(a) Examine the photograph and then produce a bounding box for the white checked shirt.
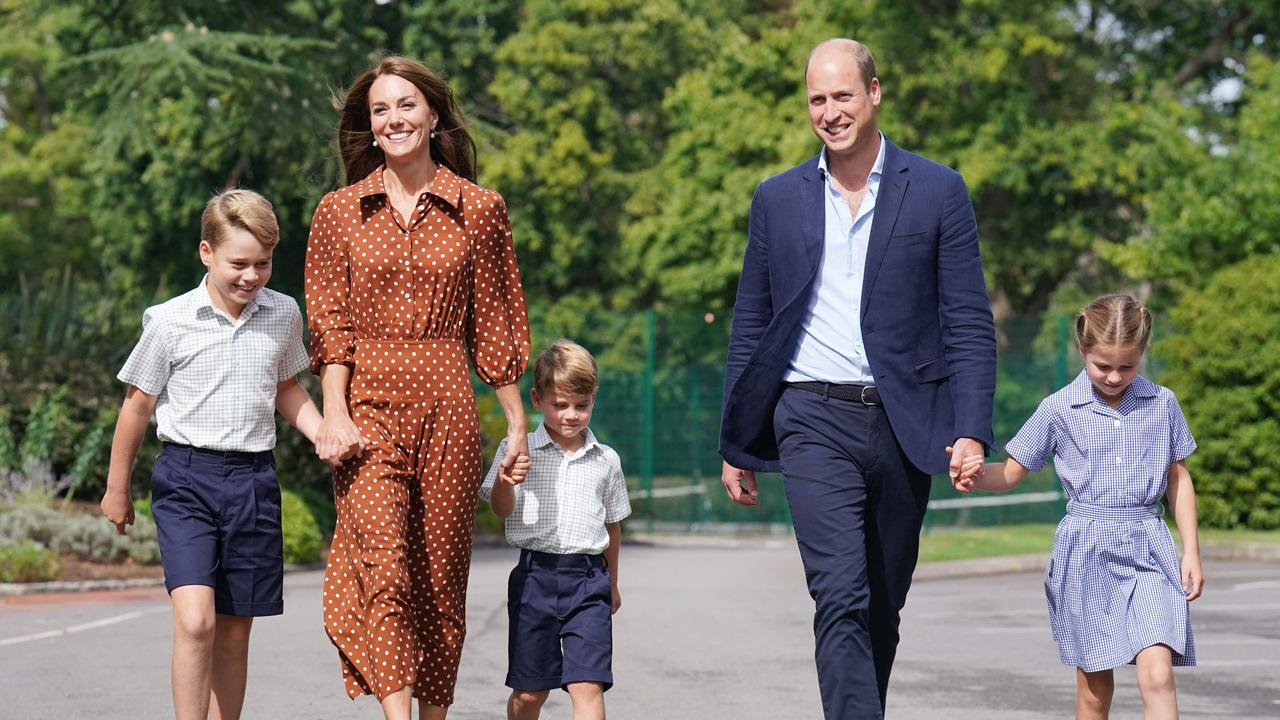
[118,277,310,452]
[480,424,632,555]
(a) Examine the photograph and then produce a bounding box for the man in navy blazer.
[719,39,996,718]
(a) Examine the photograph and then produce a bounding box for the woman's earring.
[430,128,437,140]
[372,138,378,147]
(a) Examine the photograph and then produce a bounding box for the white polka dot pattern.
[304,164,531,705]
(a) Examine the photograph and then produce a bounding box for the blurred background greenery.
[2,0,1279,576]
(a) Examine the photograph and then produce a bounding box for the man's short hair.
[533,339,598,397]
[806,38,878,91]
[201,188,280,250]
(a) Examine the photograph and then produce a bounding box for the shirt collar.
[193,275,273,322]
[355,164,465,210]
[1066,370,1159,408]
[531,423,599,456]
[817,131,886,192]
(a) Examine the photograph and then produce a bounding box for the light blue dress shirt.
[783,134,885,384]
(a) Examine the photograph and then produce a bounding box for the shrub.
[1159,252,1280,529]
[281,488,323,565]
[0,504,160,563]
[0,540,62,583]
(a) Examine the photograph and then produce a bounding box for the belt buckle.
[860,385,874,405]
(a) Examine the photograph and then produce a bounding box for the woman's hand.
[316,411,366,467]
[499,430,530,484]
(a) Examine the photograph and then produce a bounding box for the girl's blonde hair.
[533,339,598,397]
[201,189,280,249]
[1075,294,1152,352]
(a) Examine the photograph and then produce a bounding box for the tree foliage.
[1159,253,1280,529]
[1,0,1278,513]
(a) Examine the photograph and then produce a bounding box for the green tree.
[1159,253,1280,529]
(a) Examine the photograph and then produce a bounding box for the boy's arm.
[276,377,322,443]
[489,478,516,518]
[100,386,157,535]
[604,521,622,614]
[1167,460,1204,601]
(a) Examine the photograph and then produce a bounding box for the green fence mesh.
[479,309,1122,533]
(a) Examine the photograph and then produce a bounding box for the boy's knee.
[565,681,604,702]
[510,689,549,708]
[173,608,216,643]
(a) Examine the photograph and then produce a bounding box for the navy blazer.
[719,139,996,475]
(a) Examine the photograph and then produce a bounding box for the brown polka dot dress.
[304,164,530,705]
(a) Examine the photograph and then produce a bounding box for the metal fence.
[485,309,1103,533]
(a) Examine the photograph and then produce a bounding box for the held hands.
[1181,553,1205,602]
[100,490,135,536]
[499,431,530,485]
[946,442,985,493]
[315,412,367,467]
[721,460,759,506]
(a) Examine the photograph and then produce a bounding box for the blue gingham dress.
[1005,372,1197,672]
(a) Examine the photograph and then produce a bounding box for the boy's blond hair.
[1076,294,1152,352]
[533,339,598,397]
[201,189,280,250]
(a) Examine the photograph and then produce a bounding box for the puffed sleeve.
[1166,391,1197,462]
[304,191,356,374]
[1004,397,1058,473]
[466,191,530,386]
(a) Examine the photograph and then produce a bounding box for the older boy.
[480,339,631,720]
[99,189,323,720]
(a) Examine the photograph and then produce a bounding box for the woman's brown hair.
[1075,294,1153,353]
[335,55,477,184]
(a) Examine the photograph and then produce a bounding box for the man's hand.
[610,583,622,615]
[315,412,366,467]
[946,445,984,493]
[100,490,135,536]
[721,460,759,506]
[948,437,985,491]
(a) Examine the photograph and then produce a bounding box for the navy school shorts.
[150,443,284,616]
[506,548,614,692]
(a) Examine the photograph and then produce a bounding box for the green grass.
[1199,528,1280,544]
[919,523,1056,563]
[917,524,1280,564]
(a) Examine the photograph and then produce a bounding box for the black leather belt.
[786,381,881,405]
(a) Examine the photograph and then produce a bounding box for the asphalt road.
[2,542,1277,719]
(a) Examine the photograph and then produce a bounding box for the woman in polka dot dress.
[305,56,532,719]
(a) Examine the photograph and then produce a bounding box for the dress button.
[1115,456,1123,465]
[1113,419,1121,428]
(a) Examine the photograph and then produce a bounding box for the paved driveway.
[2,543,1276,718]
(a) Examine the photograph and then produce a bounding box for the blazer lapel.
[861,140,908,321]
[773,155,824,312]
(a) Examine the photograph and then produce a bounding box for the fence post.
[690,371,706,527]
[642,308,656,533]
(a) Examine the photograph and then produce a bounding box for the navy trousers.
[774,386,932,720]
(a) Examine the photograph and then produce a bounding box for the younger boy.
[480,339,632,720]
[99,189,322,720]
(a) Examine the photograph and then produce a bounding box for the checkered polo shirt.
[118,278,310,452]
[480,424,632,555]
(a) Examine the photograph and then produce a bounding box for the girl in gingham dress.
[951,294,1203,720]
